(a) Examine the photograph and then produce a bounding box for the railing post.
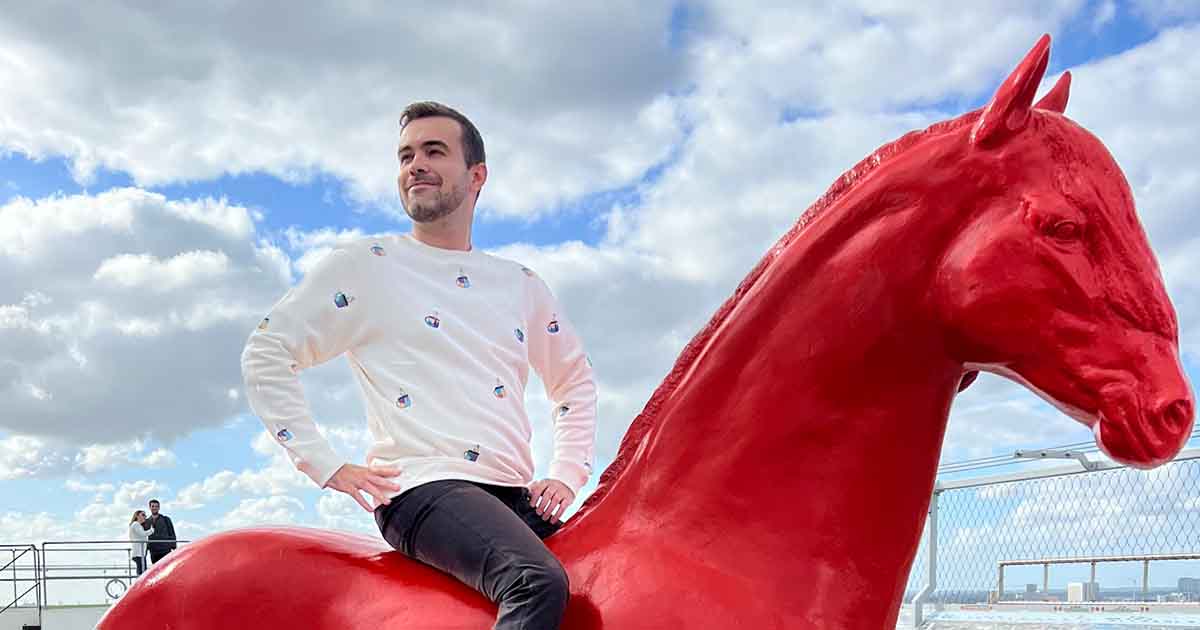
[40,542,46,608]
[998,564,1005,603]
[35,546,41,627]
[1142,560,1150,601]
[1043,562,1049,596]
[913,490,939,627]
[1090,561,1097,600]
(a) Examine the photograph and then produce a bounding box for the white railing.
[0,539,189,620]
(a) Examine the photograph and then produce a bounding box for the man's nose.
[408,153,430,172]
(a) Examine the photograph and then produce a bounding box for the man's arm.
[241,245,370,488]
[524,270,598,520]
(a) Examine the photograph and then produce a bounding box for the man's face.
[396,116,481,223]
[149,503,159,515]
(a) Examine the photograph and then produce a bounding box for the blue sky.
[3,1,1200,598]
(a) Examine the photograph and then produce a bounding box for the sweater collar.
[398,233,478,262]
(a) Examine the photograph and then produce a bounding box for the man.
[142,499,177,564]
[241,101,597,630]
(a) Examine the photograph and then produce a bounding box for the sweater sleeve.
[130,523,150,541]
[524,271,597,496]
[241,245,371,488]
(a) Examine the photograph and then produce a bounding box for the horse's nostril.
[1159,399,1194,438]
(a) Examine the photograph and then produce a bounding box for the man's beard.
[404,177,469,224]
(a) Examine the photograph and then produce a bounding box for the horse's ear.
[971,34,1052,147]
[1035,71,1071,113]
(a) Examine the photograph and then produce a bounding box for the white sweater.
[241,233,598,496]
[129,523,153,558]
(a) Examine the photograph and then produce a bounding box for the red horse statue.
[99,35,1194,629]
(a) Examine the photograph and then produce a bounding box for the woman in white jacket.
[128,510,153,576]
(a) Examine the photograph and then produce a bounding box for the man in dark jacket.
[142,499,177,564]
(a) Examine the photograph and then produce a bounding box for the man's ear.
[472,162,488,196]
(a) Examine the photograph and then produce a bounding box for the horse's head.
[933,35,1194,469]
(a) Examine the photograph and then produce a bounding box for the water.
[895,605,1200,629]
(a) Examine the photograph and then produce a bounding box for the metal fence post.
[998,564,1005,602]
[1090,560,1097,600]
[1142,559,1150,601]
[913,490,939,627]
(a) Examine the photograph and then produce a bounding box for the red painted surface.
[99,35,1194,629]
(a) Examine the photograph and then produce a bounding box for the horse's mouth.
[1094,388,1193,469]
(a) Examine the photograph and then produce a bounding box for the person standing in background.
[128,510,152,576]
[143,499,177,564]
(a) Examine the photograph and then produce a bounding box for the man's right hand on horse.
[325,464,403,512]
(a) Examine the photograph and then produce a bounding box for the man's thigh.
[376,480,562,597]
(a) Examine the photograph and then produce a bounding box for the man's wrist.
[547,460,588,496]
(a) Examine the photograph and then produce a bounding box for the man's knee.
[503,555,569,606]
[536,558,570,604]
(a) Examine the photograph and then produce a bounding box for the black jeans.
[375,480,567,630]
[133,556,145,576]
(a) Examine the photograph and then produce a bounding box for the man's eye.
[399,155,411,164]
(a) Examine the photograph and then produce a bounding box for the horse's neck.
[571,166,967,591]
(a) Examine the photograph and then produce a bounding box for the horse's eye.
[1050,220,1081,241]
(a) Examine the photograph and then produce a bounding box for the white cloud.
[315,492,379,536]
[1092,0,1117,31]
[77,480,167,533]
[0,480,172,550]
[93,250,232,291]
[0,434,176,479]
[942,375,1097,462]
[0,189,310,443]
[210,496,305,531]
[173,470,238,510]
[1133,0,1200,26]
[0,511,68,543]
[64,479,115,493]
[74,440,178,474]
[0,434,72,479]
[172,428,363,510]
[141,448,178,468]
[0,3,687,218]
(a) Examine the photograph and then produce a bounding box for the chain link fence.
[904,452,1200,610]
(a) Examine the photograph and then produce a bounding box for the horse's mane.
[575,107,985,516]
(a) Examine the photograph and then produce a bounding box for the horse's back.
[96,526,497,629]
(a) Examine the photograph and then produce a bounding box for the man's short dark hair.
[399,101,486,167]
[149,499,160,506]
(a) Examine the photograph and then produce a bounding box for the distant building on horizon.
[1180,577,1199,601]
[1067,581,1100,602]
